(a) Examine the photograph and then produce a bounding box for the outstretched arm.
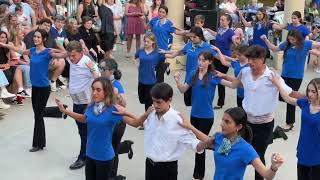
[55,99,86,123]
[251,153,284,180]
[260,35,280,52]
[270,73,298,106]
[113,105,154,128]
[174,71,190,93]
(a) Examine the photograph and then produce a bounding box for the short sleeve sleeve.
[212,76,222,85]
[231,60,237,69]
[278,42,287,51]
[297,98,308,109]
[181,43,190,55]
[111,105,123,123]
[134,49,140,59]
[149,17,156,27]
[305,40,313,51]
[279,76,293,94]
[211,48,217,57]
[268,22,274,29]
[242,143,259,165]
[228,29,235,40]
[186,71,195,85]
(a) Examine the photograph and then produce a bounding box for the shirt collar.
[52,24,63,34]
[155,107,173,121]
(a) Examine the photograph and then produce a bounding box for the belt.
[146,158,177,167]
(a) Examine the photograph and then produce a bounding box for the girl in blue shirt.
[262,29,320,131]
[273,11,312,39]
[133,32,165,112]
[181,107,284,180]
[214,44,249,108]
[240,8,275,53]
[174,50,235,180]
[272,76,320,180]
[0,29,66,152]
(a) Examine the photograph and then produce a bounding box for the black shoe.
[115,175,126,180]
[69,159,85,170]
[165,62,170,75]
[282,124,294,132]
[123,140,134,159]
[138,126,144,130]
[273,126,288,141]
[214,105,223,110]
[29,147,43,152]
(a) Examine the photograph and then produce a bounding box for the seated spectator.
[29,0,47,22]
[15,4,31,27]
[0,70,16,109]
[0,12,19,36]
[9,0,36,29]
[43,0,57,19]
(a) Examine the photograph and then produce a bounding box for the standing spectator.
[55,0,67,17]
[125,0,145,57]
[148,0,164,20]
[9,0,37,29]
[42,0,57,19]
[15,4,31,27]
[29,0,47,21]
[77,0,99,24]
[65,18,88,53]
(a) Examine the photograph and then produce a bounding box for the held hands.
[97,46,105,54]
[113,104,129,115]
[159,49,166,54]
[211,45,222,54]
[145,105,155,116]
[214,70,225,78]
[270,153,284,171]
[260,35,268,41]
[178,113,192,129]
[86,61,95,71]
[270,72,281,87]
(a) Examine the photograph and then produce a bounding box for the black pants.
[280,77,302,125]
[111,121,126,178]
[298,163,320,180]
[138,82,155,111]
[31,86,51,148]
[248,120,274,180]
[73,104,88,160]
[191,116,214,179]
[145,158,178,180]
[85,156,114,180]
[237,96,243,108]
[155,60,167,83]
[215,60,229,106]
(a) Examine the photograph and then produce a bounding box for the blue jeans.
[120,16,127,41]
[20,64,31,87]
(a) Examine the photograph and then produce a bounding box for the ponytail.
[113,69,122,80]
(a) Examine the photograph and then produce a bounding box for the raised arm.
[312,40,320,49]
[174,71,190,93]
[260,35,280,52]
[0,42,30,56]
[239,11,252,27]
[272,22,287,31]
[219,71,242,89]
[212,45,232,67]
[271,73,298,106]
[251,153,284,180]
[113,105,154,128]
[159,49,183,58]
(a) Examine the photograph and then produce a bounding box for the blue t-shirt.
[213,133,259,180]
[149,17,176,50]
[112,80,124,94]
[252,21,273,49]
[279,40,312,79]
[135,48,165,85]
[85,104,123,161]
[182,41,217,80]
[231,60,249,98]
[215,28,234,56]
[186,71,221,118]
[29,47,52,87]
[296,98,320,166]
[287,23,311,39]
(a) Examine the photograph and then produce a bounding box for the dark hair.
[92,77,115,107]
[306,78,320,102]
[225,107,253,143]
[38,18,52,26]
[255,7,269,27]
[0,31,9,54]
[220,13,232,27]
[189,26,205,42]
[54,15,66,21]
[150,82,173,102]
[191,50,215,86]
[99,58,122,80]
[158,4,168,14]
[233,44,249,54]
[244,45,266,63]
[292,11,303,23]
[82,16,93,24]
[34,29,48,46]
[283,29,304,60]
[66,41,83,52]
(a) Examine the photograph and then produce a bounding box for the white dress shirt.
[144,107,202,162]
[241,66,292,124]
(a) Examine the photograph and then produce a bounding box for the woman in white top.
[105,0,124,46]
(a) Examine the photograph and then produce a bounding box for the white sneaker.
[315,67,320,73]
[1,88,16,99]
[113,45,117,52]
[50,81,57,92]
[0,99,10,109]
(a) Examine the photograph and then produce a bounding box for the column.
[166,0,186,71]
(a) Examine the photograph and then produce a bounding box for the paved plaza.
[0,43,318,180]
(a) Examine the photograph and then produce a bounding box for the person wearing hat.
[99,58,134,180]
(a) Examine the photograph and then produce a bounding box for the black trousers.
[31,86,51,148]
[138,82,155,111]
[215,60,229,106]
[85,156,114,180]
[155,60,167,83]
[237,96,244,108]
[298,163,320,180]
[191,116,214,179]
[280,77,302,125]
[111,121,126,178]
[145,158,178,180]
[73,104,88,160]
[248,120,274,180]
